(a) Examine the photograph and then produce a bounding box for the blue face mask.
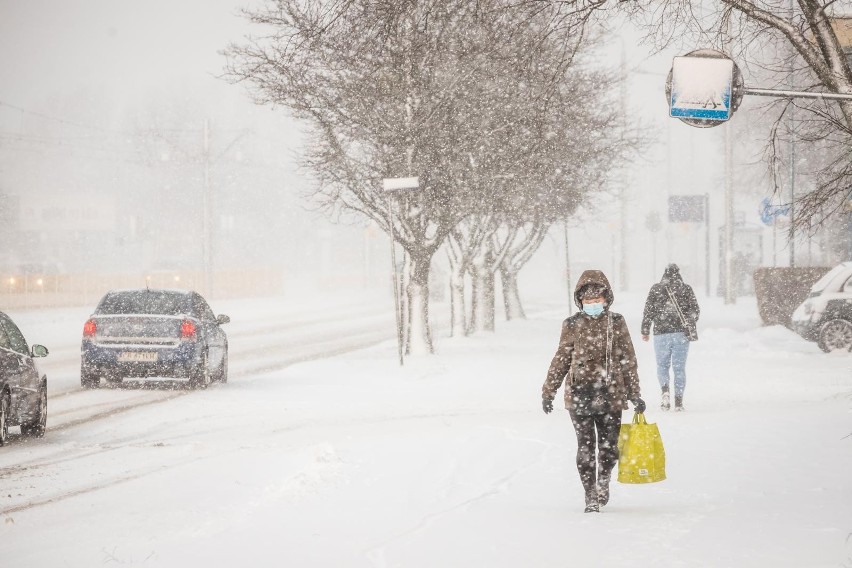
[582,302,605,317]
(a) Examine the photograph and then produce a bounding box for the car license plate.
[117,352,158,363]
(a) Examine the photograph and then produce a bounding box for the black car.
[81,289,229,389]
[0,310,49,446]
[791,261,852,352]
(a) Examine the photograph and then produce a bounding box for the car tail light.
[83,319,97,338]
[180,320,197,340]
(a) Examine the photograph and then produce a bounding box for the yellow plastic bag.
[617,412,666,484]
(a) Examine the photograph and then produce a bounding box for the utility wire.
[0,99,129,135]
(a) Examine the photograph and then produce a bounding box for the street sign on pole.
[759,197,791,226]
[382,176,421,366]
[668,195,706,223]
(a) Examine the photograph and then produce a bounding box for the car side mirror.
[31,344,48,358]
[216,314,230,325]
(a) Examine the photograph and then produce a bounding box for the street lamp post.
[563,220,572,315]
[202,119,212,297]
[382,176,420,366]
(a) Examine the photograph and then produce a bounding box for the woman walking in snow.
[641,263,700,411]
[541,270,645,513]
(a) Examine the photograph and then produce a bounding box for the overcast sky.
[0,0,262,115]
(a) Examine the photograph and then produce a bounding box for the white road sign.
[382,177,420,191]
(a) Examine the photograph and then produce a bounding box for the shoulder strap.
[605,312,613,384]
[665,286,689,327]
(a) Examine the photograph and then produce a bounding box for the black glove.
[632,398,646,413]
[542,399,553,414]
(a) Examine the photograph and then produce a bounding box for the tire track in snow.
[0,458,200,516]
[0,327,396,515]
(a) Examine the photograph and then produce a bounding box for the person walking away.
[541,270,645,513]
[641,263,700,411]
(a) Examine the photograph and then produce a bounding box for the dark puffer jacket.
[542,270,641,413]
[641,265,700,336]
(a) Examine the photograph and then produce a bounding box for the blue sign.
[759,197,791,226]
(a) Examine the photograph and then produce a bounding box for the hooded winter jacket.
[542,270,641,413]
[641,265,700,336]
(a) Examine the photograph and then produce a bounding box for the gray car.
[81,289,229,389]
[0,311,49,446]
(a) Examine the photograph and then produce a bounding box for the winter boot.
[596,470,611,507]
[584,489,600,513]
[674,395,684,412]
[661,390,671,411]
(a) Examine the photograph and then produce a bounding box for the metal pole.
[619,41,629,292]
[789,104,796,267]
[386,195,404,366]
[202,119,212,297]
[787,0,796,269]
[564,220,572,314]
[724,121,735,304]
[773,219,777,266]
[722,27,736,304]
[742,87,852,101]
[704,193,711,297]
[652,231,657,284]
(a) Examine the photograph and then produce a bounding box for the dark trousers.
[568,410,622,493]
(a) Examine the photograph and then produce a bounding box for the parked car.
[791,261,852,352]
[0,310,48,445]
[81,289,229,389]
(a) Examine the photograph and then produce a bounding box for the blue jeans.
[653,332,690,398]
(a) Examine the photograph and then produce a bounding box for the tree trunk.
[498,222,549,321]
[446,245,468,338]
[500,266,525,320]
[469,246,496,333]
[404,251,434,355]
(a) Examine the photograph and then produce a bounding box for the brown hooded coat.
[542,270,641,412]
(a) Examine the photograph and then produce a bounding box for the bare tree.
[225,0,605,353]
[446,216,492,337]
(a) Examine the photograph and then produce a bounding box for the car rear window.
[96,291,190,316]
[809,263,850,296]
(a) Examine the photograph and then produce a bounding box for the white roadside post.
[382,176,420,366]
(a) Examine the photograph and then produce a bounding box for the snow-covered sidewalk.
[1,296,850,567]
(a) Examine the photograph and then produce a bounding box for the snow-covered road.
[0,293,850,568]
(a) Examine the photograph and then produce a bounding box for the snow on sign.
[670,55,734,121]
[382,177,420,191]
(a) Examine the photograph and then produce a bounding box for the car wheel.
[189,351,210,389]
[214,350,228,384]
[818,319,852,353]
[81,365,101,389]
[20,382,47,438]
[0,391,9,446]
